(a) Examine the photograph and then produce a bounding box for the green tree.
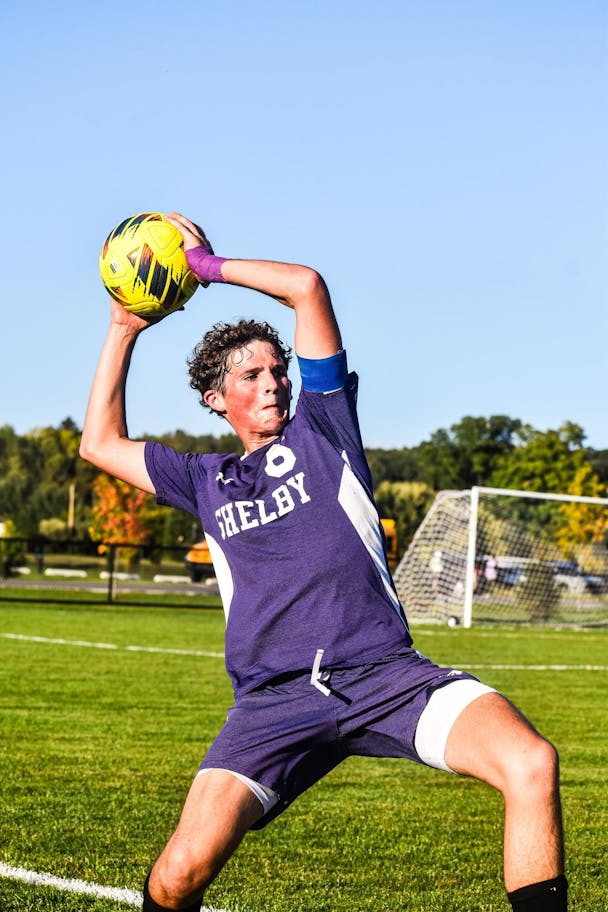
[152,429,243,456]
[365,448,421,485]
[554,465,608,567]
[588,448,608,486]
[489,422,607,552]
[490,422,597,494]
[39,518,69,540]
[0,518,26,575]
[0,425,20,475]
[374,480,436,557]
[0,475,31,533]
[414,415,522,490]
[0,420,95,537]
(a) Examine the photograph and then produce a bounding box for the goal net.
[392,486,608,627]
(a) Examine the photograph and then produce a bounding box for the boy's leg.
[444,692,565,899]
[146,769,265,910]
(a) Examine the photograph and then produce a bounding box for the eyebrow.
[233,358,286,377]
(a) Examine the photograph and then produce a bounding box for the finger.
[167,211,198,232]
[167,212,213,250]
[165,216,202,249]
[108,296,167,328]
[165,213,197,237]
[165,215,213,254]
[167,212,204,240]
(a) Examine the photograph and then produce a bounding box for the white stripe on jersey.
[204,531,234,622]
[337,452,403,617]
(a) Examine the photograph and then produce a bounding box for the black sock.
[508,875,568,912]
[142,872,202,912]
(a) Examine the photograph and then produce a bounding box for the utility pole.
[67,483,75,533]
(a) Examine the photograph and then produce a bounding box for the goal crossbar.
[473,486,608,507]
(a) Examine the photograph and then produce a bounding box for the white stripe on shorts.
[196,767,279,815]
[414,679,496,773]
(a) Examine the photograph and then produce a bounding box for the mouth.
[260,403,289,424]
[263,402,287,412]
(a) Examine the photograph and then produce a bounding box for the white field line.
[0,862,142,907]
[0,632,224,658]
[462,663,608,671]
[2,632,607,671]
[0,862,232,910]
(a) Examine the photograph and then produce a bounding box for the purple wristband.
[186,247,228,283]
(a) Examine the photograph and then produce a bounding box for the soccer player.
[80,213,567,912]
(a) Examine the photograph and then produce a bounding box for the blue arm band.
[297,350,348,392]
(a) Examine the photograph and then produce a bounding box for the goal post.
[392,486,608,628]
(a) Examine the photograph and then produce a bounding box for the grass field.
[0,599,606,911]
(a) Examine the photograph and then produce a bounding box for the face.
[204,340,291,447]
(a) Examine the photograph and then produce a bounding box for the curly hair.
[188,319,293,415]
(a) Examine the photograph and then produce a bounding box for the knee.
[152,843,214,907]
[501,734,560,802]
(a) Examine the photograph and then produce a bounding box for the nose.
[264,371,281,394]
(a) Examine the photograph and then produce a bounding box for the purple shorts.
[199,648,492,828]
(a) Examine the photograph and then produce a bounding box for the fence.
[0,537,220,607]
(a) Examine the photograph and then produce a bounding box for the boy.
[80,213,566,912]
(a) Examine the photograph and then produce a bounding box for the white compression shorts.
[196,767,279,815]
[414,678,497,772]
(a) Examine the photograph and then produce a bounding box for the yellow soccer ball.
[99,212,199,317]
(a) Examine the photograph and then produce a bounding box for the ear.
[203,389,227,415]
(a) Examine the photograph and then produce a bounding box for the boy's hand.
[166,212,214,253]
[108,296,166,331]
[166,212,227,286]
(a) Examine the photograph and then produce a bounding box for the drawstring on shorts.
[310,648,332,696]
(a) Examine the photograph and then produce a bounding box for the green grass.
[0,585,223,609]
[0,601,606,911]
[470,589,608,626]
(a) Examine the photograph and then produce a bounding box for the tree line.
[0,415,606,560]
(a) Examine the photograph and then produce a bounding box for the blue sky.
[1,0,606,450]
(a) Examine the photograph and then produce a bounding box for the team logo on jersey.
[214,471,311,540]
[213,444,313,541]
[264,443,296,478]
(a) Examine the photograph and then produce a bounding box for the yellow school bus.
[184,539,214,582]
[381,518,398,570]
[186,517,398,581]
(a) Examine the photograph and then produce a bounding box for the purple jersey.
[145,371,412,696]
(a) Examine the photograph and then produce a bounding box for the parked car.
[494,557,531,588]
[580,572,608,594]
[487,557,608,594]
[499,567,527,588]
[549,560,590,594]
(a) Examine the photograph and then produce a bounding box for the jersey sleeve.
[294,369,373,491]
[297,350,348,392]
[144,441,202,517]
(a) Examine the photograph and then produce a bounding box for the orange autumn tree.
[89,473,153,569]
[556,465,608,571]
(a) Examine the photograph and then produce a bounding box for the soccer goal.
[392,486,608,628]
